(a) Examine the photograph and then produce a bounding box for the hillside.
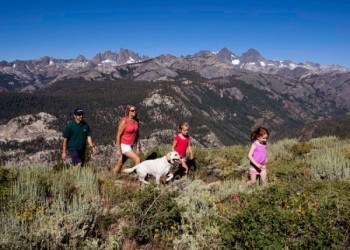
[0,76,302,153]
[1,136,349,249]
[286,114,350,141]
[2,69,350,165]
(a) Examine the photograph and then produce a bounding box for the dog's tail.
[122,165,138,174]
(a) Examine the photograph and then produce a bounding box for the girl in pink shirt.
[246,127,269,187]
[171,122,194,175]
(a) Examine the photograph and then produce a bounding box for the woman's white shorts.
[121,144,134,154]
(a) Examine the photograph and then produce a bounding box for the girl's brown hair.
[250,127,269,142]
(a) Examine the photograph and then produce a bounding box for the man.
[62,108,97,167]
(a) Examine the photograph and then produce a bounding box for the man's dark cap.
[74,108,84,115]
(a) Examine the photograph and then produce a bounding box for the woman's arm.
[116,120,127,155]
[135,127,141,154]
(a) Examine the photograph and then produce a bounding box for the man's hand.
[92,147,97,155]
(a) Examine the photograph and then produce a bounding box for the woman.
[114,104,141,175]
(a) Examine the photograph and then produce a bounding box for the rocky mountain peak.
[192,50,216,58]
[33,56,56,67]
[75,55,87,62]
[217,47,239,64]
[91,50,118,65]
[0,60,10,67]
[154,54,178,65]
[10,60,32,73]
[117,48,145,65]
[240,48,266,64]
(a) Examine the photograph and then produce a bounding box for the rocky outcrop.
[0,113,61,165]
[0,112,61,143]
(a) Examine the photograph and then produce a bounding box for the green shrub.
[268,138,298,161]
[219,181,350,249]
[173,180,228,249]
[119,185,183,247]
[290,142,312,156]
[190,145,248,182]
[308,142,350,180]
[0,165,102,249]
[0,166,19,204]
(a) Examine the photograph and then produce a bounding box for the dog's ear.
[166,152,171,160]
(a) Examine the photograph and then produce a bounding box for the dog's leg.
[166,173,173,182]
[155,175,162,185]
[138,175,149,185]
[137,170,149,185]
[140,178,150,185]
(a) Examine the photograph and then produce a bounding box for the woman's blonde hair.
[125,104,137,117]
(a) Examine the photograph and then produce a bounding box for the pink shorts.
[249,166,266,175]
[179,157,187,163]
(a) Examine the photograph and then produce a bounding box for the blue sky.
[1,0,349,67]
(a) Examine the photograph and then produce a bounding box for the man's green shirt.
[63,120,92,151]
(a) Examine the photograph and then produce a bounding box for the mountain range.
[1,47,348,92]
[1,47,350,165]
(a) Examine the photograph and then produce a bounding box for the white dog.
[122,151,181,185]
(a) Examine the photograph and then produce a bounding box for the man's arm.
[87,136,97,155]
[62,138,68,160]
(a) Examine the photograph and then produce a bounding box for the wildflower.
[232,193,241,206]
[303,171,309,177]
[232,193,239,201]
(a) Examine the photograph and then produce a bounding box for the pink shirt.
[121,117,139,145]
[251,140,267,165]
[174,134,190,157]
